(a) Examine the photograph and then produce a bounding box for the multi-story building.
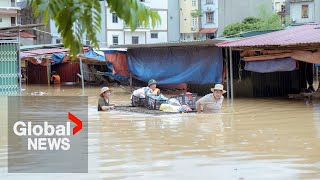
[168,0,180,42]
[179,0,200,41]
[289,0,320,24]
[105,0,169,46]
[199,0,218,39]
[0,0,20,28]
[273,0,286,12]
[180,0,274,39]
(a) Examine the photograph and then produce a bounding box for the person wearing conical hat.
[196,84,227,113]
[98,87,114,111]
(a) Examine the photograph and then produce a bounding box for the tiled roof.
[217,23,320,47]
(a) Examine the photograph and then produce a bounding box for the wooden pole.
[80,57,85,96]
[225,48,229,99]
[229,47,234,101]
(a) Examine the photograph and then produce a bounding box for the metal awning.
[199,28,218,34]
[110,39,223,49]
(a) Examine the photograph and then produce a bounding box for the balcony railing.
[124,24,150,30]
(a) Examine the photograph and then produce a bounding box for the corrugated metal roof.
[199,28,218,34]
[110,39,223,49]
[217,23,320,48]
[0,31,36,38]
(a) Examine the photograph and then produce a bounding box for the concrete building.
[105,0,169,46]
[168,0,180,42]
[179,0,201,41]
[217,0,273,36]
[289,0,320,24]
[0,0,20,28]
[273,0,286,12]
[199,0,218,39]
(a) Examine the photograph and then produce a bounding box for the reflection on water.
[0,85,320,179]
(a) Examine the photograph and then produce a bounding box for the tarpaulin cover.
[127,46,223,84]
[244,58,296,73]
[105,52,129,77]
[52,53,65,65]
[83,49,106,62]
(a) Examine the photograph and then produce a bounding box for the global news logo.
[12,112,82,151]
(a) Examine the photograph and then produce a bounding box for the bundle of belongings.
[160,98,193,113]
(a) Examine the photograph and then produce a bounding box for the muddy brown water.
[0,85,320,179]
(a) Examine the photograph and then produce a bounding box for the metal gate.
[0,42,19,95]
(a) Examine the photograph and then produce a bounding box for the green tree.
[223,3,282,37]
[29,0,161,57]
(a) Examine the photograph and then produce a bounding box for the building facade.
[289,0,320,24]
[105,0,169,46]
[179,0,200,41]
[168,0,180,42]
[0,0,19,28]
[273,0,286,12]
[199,0,218,39]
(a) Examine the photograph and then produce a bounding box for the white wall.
[107,31,124,45]
[106,8,124,30]
[149,0,168,9]
[96,1,106,46]
[200,0,218,29]
[146,31,167,43]
[290,2,315,24]
[124,31,146,44]
[0,16,12,28]
[0,0,11,7]
[152,10,168,30]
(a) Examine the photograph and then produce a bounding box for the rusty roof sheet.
[217,23,320,48]
[199,28,218,34]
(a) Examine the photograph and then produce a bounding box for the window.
[301,5,309,18]
[56,39,61,44]
[151,33,158,39]
[206,12,214,23]
[11,17,16,26]
[140,0,145,2]
[11,0,15,7]
[206,0,213,4]
[192,17,197,27]
[112,36,119,45]
[0,18,2,23]
[112,13,118,23]
[192,0,196,6]
[85,34,90,45]
[132,36,139,44]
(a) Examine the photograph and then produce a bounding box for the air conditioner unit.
[207,7,211,11]
[191,27,196,31]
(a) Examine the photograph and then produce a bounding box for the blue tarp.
[127,47,223,84]
[83,49,105,61]
[102,50,127,54]
[52,54,65,65]
[244,58,296,73]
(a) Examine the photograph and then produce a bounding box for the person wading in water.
[98,87,114,111]
[196,84,226,113]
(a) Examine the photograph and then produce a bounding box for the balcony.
[124,24,150,32]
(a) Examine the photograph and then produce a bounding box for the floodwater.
[1,85,320,179]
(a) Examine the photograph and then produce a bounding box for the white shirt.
[197,93,224,112]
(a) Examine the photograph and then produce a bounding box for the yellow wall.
[180,0,199,33]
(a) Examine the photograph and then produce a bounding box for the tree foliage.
[223,3,282,37]
[29,0,161,58]
[191,10,203,17]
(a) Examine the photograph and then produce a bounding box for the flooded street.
[1,85,320,179]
